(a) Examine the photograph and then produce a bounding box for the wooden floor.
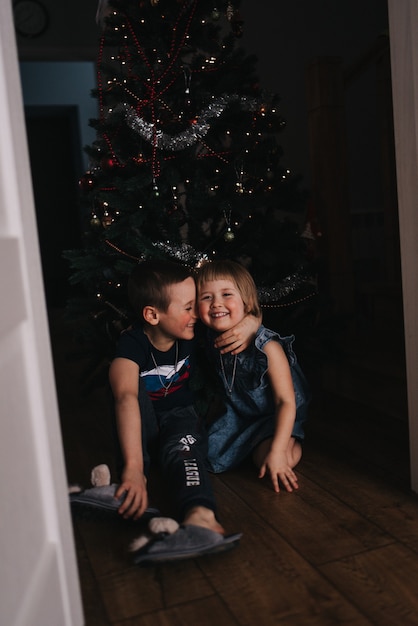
[49,309,418,626]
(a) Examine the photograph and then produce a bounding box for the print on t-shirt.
[141,356,190,400]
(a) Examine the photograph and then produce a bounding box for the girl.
[196,260,310,493]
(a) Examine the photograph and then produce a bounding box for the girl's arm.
[214,312,262,355]
[259,341,298,493]
[108,357,148,519]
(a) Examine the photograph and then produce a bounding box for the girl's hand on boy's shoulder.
[215,314,261,354]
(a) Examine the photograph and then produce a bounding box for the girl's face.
[198,278,246,332]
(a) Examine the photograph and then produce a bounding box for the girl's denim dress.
[206,325,310,473]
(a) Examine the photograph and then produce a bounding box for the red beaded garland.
[94,2,257,184]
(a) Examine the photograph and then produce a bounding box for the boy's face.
[157,277,198,340]
[198,278,245,332]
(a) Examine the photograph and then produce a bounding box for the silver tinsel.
[257,272,316,304]
[152,241,210,266]
[116,94,259,151]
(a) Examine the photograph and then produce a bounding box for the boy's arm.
[214,312,262,354]
[108,357,148,520]
[259,341,298,493]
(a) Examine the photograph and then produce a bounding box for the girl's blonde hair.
[196,259,261,317]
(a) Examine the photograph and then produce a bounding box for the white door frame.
[0,2,83,624]
[388,0,418,492]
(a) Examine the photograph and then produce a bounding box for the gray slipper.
[69,483,159,520]
[131,524,242,565]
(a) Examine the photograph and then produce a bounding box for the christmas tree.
[65,0,314,366]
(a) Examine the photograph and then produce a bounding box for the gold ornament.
[102,212,113,228]
[224,227,235,242]
[90,215,101,229]
[150,0,159,5]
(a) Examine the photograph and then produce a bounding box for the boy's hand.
[215,314,261,354]
[115,468,148,520]
[259,450,298,493]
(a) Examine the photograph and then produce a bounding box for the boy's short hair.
[128,259,192,321]
[196,259,261,317]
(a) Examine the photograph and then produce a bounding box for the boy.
[109,259,258,551]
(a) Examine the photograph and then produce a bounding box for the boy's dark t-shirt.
[115,324,195,413]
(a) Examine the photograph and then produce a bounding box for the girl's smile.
[198,279,246,331]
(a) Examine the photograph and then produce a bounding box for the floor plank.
[213,461,392,566]
[301,447,418,553]
[113,595,240,626]
[199,477,371,626]
[319,543,418,625]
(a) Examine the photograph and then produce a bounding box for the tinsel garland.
[152,241,316,304]
[256,273,316,304]
[116,94,259,151]
[152,241,210,266]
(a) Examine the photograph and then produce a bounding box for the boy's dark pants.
[120,383,217,520]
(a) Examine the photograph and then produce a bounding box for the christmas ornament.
[222,208,235,241]
[100,156,118,170]
[95,0,111,29]
[301,197,322,239]
[165,202,187,227]
[79,172,95,192]
[235,160,245,194]
[212,8,220,20]
[231,10,244,37]
[152,181,160,197]
[301,222,315,241]
[102,212,113,228]
[90,215,101,229]
[183,66,193,111]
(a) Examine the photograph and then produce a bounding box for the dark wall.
[240,0,389,185]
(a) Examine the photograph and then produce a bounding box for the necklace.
[150,341,179,397]
[219,352,237,395]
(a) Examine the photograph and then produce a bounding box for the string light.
[261,293,316,309]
